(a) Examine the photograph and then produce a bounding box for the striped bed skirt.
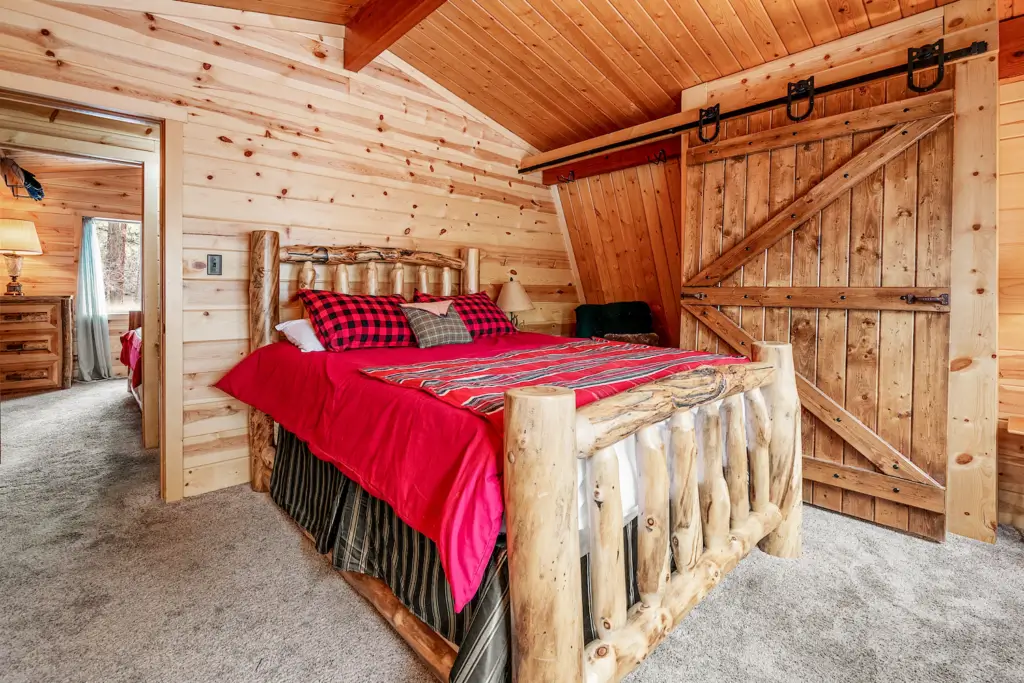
[271,428,641,683]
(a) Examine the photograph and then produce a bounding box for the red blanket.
[361,339,743,427]
[119,328,143,389]
[216,334,744,611]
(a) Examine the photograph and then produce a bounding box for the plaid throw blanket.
[360,339,745,421]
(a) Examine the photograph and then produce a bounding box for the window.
[91,218,142,313]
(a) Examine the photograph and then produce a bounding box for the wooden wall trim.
[946,56,1000,542]
[142,159,160,449]
[161,119,185,502]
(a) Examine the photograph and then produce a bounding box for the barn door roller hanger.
[521,39,987,172]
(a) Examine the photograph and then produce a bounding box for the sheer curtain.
[76,218,113,381]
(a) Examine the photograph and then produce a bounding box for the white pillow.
[276,319,326,352]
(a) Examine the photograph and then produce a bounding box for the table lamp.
[0,219,42,296]
[497,278,533,328]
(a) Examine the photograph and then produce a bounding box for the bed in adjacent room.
[218,231,802,683]
[119,310,143,409]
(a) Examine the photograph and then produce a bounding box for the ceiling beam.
[344,0,449,72]
[1000,16,1024,81]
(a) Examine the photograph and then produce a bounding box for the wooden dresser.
[0,296,73,397]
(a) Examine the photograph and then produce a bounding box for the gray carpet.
[1,382,1022,683]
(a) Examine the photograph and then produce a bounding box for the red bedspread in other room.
[119,328,143,389]
[215,333,745,611]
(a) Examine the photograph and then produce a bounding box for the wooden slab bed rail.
[245,229,801,683]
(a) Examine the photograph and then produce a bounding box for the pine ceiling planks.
[392,0,956,150]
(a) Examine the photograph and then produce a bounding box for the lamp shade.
[497,279,533,313]
[0,219,42,255]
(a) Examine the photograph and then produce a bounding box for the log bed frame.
[247,229,802,683]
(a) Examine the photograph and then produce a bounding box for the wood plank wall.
[0,163,143,377]
[557,160,682,347]
[998,79,1024,531]
[0,0,576,497]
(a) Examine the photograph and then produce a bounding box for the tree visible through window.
[92,218,142,312]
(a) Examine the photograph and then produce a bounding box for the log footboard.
[504,342,801,683]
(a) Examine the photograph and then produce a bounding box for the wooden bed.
[246,229,802,683]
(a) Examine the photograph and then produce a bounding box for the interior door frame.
[0,78,188,502]
[0,104,160,449]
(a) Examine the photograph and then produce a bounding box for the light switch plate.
[207,254,223,276]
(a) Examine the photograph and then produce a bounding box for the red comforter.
[119,328,143,389]
[216,333,744,610]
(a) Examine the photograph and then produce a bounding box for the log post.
[298,260,315,290]
[441,266,454,296]
[391,263,404,296]
[248,230,280,492]
[752,342,802,558]
[461,247,480,293]
[332,264,350,294]
[722,394,750,525]
[744,388,772,513]
[697,401,730,550]
[504,386,584,683]
[366,261,379,295]
[418,265,429,294]
[636,425,671,607]
[587,447,627,638]
[669,409,702,572]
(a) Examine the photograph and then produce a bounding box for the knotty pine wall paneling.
[0,0,577,497]
[558,158,683,347]
[998,79,1024,531]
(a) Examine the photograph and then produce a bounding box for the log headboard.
[246,229,481,490]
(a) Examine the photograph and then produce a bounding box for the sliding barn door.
[680,73,956,540]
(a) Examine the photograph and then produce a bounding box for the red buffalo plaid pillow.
[413,290,516,338]
[297,290,414,351]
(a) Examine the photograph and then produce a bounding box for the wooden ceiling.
[391,0,980,151]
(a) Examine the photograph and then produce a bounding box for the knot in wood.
[645,516,657,529]
[596,645,610,658]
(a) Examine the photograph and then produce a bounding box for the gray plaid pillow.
[401,304,473,348]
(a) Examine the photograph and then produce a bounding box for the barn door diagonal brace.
[686,115,950,287]
[681,304,943,490]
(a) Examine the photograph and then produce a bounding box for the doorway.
[0,91,162,478]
